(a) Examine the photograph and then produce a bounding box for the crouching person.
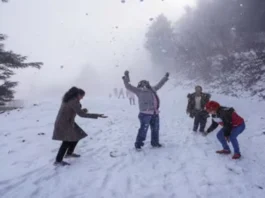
[205,101,245,159]
[122,71,169,150]
[52,87,107,166]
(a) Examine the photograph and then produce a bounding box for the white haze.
[0,0,196,101]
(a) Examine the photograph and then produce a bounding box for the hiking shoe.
[151,143,163,148]
[54,161,70,166]
[135,144,142,150]
[216,150,231,154]
[232,153,241,159]
[65,153,81,158]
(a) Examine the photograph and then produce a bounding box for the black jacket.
[207,107,235,137]
[187,92,210,117]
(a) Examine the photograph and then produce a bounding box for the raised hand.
[124,70,130,82]
[165,72,170,78]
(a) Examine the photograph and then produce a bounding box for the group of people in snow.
[52,71,245,166]
[112,87,136,105]
[186,86,245,159]
[113,88,125,99]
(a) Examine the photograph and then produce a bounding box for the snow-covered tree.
[0,1,43,105]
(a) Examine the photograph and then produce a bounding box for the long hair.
[62,87,80,103]
[78,89,85,97]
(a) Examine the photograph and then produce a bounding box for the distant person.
[127,90,136,105]
[122,70,169,150]
[118,88,125,99]
[205,101,245,159]
[113,88,118,98]
[52,87,107,166]
[186,86,210,134]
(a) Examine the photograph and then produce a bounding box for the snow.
[1,86,265,198]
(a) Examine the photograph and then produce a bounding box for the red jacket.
[231,111,244,127]
[207,107,244,137]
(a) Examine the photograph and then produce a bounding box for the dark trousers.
[193,110,208,132]
[55,141,78,162]
[135,113,160,147]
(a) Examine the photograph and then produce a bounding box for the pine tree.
[145,14,175,64]
[0,0,43,105]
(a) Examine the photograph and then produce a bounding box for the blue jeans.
[135,113,160,147]
[216,122,245,154]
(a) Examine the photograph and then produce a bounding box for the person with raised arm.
[122,71,169,150]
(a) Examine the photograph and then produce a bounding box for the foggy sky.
[0,0,195,100]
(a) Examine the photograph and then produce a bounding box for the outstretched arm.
[152,73,169,91]
[122,71,142,94]
[206,119,219,134]
[70,100,99,119]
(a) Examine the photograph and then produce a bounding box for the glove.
[124,70,130,82]
[190,113,195,118]
[98,114,108,118]
[165,72,169,78]
[82,108,88,113]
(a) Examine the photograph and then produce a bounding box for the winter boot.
[232,153,241,159]
[65,153,81,158]
[54,161,70,166]
[135,144,142,151]
[216,149,231,154]
[151,143,163,148]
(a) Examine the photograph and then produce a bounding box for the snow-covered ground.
[1,86,265,198]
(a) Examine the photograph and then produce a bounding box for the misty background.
[0,0,195,101]
[1,0,265,103]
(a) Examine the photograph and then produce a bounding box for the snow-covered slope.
[1,86,265,198]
